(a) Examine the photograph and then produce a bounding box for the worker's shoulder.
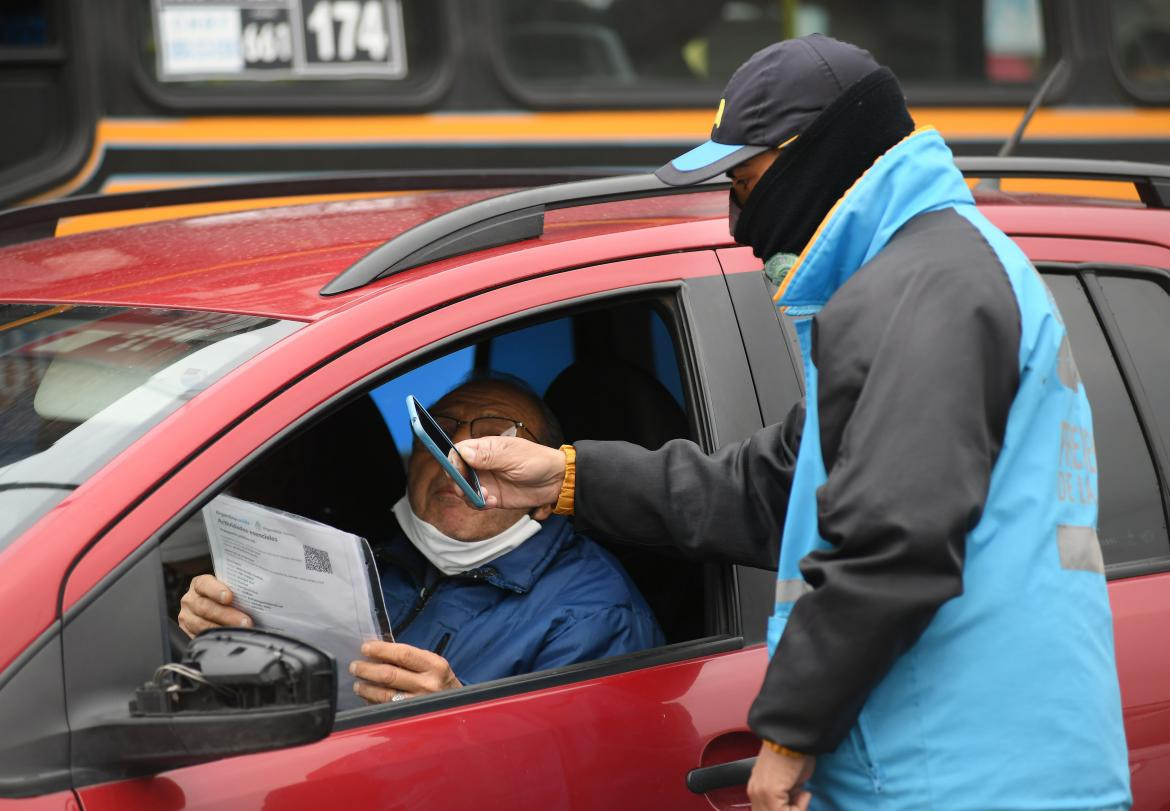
[850,206,1019,311]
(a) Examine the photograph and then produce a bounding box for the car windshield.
[0,304,301,550]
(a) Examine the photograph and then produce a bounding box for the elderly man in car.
[178,376,663,702]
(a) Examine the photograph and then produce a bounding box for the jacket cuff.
[553,444,576,515]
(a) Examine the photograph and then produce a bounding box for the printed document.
[202,494,392,709]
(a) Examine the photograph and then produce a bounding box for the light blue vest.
[769,128,1130,809]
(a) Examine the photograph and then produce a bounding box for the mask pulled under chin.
[392,495,541,576]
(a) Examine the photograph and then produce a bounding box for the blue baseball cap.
[656,35,882,185]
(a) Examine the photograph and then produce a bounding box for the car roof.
[0,186,730,320]
[2,160,1168,321]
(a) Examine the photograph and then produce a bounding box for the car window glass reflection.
[1045,274,1169,566]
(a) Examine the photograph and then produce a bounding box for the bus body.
[2,0,1168,209]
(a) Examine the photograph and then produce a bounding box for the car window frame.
[715,247,804,645]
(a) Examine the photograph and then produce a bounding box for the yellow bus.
[2,0,1168,210]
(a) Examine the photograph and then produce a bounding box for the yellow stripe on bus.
[90,108,1170,144]
[30,106,1170,213]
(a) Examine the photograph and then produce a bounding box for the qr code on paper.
[303,544,332,575]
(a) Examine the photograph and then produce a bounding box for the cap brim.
[654,141,772,186]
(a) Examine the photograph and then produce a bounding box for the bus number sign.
[154,0,407,81]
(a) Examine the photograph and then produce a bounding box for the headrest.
[544,358,687,449]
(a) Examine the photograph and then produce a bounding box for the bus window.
[1,0,54,46]
[135,0,450,105]
[492,0,1050,102]
[1110,0,1170,98]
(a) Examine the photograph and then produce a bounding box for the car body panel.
[1111,574,1170,805]
[75,647,766,810]
[979,203,1170,252]
[0,796,78,811]
[0,193,730,318]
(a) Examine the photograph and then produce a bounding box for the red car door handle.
[686,756,756,794]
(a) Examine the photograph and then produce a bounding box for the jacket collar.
[382,515,577,595]
[774,127,973,313]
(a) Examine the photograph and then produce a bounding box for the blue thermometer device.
[406,395,487,509]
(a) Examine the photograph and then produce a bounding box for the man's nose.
[450,422,474,442]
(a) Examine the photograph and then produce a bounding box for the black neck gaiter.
[731,67,916,260]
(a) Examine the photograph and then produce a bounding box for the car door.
[60,249,773,810]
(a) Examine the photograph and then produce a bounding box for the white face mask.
[392,495,541,576]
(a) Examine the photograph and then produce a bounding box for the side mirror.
[77,628,336,775]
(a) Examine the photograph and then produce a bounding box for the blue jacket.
[376,515,664,684]
[768,127,1130,809]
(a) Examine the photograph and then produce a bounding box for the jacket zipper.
[395,578,449,637]
[393,568,495,638]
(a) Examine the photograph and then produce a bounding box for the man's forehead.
[433,383,538,417]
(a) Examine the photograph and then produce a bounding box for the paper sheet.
[202,493,391,710]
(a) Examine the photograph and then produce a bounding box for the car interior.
[157,295,713,690]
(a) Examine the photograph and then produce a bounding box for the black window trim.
[58,274,752,751]
[124,0,458,112]
[1041,262,1170,579]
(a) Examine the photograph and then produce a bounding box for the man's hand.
[177,574,254,638]
[746,744,815,811]
[453,436,565,510]
[350,641,463,703]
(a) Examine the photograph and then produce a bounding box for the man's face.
[407,381,550,541]
[729,148,782,206]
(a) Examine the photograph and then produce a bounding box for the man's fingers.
[455,436,525,471]
[353,642,458,695]
[361,641,442,673]
[349,660,436,695]
[352,680,403,704]
[350,660,402,689]
[177,609,212,638]
[191,574,233,605]
[179,589,252,630]
[454,437,489,468]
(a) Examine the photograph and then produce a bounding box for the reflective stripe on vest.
[1058,525,1106,574]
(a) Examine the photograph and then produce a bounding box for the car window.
[1096,274,1170,464]
[0,304,300,550]
[1044,273,1170,567]
[158,295,704,716]
[493,0,1049,99]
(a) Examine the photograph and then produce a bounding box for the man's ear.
[530,504,555,521]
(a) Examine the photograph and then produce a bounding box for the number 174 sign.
[154,0,407,81]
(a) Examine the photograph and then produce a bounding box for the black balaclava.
[731,67,915,261]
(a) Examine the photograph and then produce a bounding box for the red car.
[0,161,1168,809]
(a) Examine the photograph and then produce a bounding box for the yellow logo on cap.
[714,98,726,130]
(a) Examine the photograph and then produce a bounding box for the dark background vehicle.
[2,0,1169,208]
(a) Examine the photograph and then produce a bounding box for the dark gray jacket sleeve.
[747,211,1021,753]
[572,399,804,570]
